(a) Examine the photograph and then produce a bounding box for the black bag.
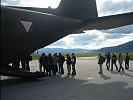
[102,56,105,63]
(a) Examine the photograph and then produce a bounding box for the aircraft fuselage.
[1,6,81,66]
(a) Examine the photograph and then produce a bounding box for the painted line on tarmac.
[88,77,94,80]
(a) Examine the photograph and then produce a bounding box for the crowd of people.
[39,53,76,77]
[11,52,131,76]
[97,52,130,74]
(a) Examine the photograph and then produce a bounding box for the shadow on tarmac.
[1,77,43,87]
[109,70,133,78]
[1,74,133,100]
[128,70,133,72]
[100,74,111,80]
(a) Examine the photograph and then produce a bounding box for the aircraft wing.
[81,12,133,31]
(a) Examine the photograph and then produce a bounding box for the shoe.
[67,73,70,75]
[71,71,76,75]
[73,72,76,75]
[53,74,56,76]
[98,72,101,74]
[71,74,74,76]
[71,73,74,76]
[60,72,64,74]
[49,74,51,77]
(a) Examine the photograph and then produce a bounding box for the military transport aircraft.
[1,0,133,78]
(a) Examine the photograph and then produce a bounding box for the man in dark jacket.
[111,52,118,71]
[39,53,48,75]
[20,57,26,69]
[12,59,20,71]
[58,53,65,74]
[25,54,32,71]
[66,54,71,75]
[105,52,111,70]
[71,53,76,75]
[47,53,54,76]
[125,52,130,70]
[53,53,58,75]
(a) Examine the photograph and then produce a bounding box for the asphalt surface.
[1,57,133,100]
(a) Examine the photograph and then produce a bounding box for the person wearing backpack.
[98,53,104,74]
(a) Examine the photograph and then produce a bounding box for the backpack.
[102,56,105,63]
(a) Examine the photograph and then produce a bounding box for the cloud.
[73,34,97,45]
[47,30,133,50]
[83,33,133,50]
[98,0,133,16]
[49,40,66,46]
[105,33,125,39]
[1,0,61,8]
[1,0,27,6]
[101,25,133,34]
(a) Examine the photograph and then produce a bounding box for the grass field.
[32,52,133,60]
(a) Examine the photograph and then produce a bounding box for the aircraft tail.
[7,0,98,20]
[56,0,98,20]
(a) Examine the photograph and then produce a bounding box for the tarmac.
[1,57,133,100]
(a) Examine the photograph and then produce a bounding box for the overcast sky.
[1,0,133,50]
